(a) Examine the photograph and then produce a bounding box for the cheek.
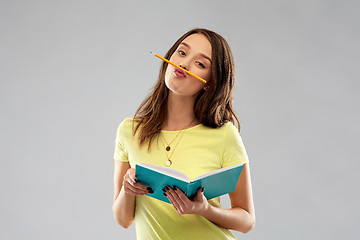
[195,68,211,82]
[203,70,211,81]
[169,54,178,63]
[164,65,173,81]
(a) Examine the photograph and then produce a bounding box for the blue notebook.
[135,163,244,204]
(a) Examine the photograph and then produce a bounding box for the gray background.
[1,0,359,239]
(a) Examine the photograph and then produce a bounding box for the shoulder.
[217,121,240,137]
[221,121,249,166]
[116,117,135,139]
[193,121,239,140]
[223,121,239,132]
[193,122,241,145]
[221,121,244,143]
[197,121,238,132]
[117,117,133,129]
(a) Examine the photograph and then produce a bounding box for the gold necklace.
[162,129,183,152]
[161,131,186,167]
[161,118,196,167]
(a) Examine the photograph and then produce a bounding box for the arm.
[165,163,255,233]
[112,161,149,228]
[203,162,255,232]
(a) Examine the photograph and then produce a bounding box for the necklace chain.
[161,131,185,167]
[161,118,196,167]
[162,130,182,151]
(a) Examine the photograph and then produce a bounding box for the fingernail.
[133,179,138,183]
[162,187,167,192]
[165,186,170,191]
[147,187,154,193]
[201,187,204,192]
[173,186,178,190]
[163,193,167,196]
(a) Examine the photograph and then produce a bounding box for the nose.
[179,63,188,70]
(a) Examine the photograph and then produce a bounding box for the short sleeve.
[221,122,249,167]
[113,120,129,162]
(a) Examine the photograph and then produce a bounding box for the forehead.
[180,33,212,57]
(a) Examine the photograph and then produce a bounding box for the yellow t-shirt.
[114,117,249,240]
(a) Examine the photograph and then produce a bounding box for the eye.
[196,61,205,68]
[178,50,186,56]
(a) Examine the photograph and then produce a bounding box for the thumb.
[194,187,205,201]
[127,168,137,183]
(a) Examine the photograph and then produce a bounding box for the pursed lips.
[174,68,187,78]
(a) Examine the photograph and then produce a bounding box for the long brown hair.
[133,28,240,149]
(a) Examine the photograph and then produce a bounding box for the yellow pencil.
[151,52,207,84]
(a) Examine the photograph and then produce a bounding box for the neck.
[162,93,198,131]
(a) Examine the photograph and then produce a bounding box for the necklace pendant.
[166,146,171,151]
[165,159,172,167]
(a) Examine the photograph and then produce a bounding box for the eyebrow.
[180,42,212,63]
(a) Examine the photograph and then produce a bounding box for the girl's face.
[165,33,212,97]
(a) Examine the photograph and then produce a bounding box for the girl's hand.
[164,186,209,216]
[122,168,153,195]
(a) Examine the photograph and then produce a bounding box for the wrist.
[197,201,212,217]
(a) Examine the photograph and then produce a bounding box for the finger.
[123,185,146,195]
[125,178,148,192]
[129,173,139,185]
[124,169,138,185]
[126,168,137,182]
[127,168,147,189]
[197,186,205,195]
[194,187,206,202]
[124,182,147,195]
[124,172,149,192]
[165,187,183,214]
[172,186,190,206]
[123,180,148,195]
[133,181,151,192]
[165,191,183,214]
[124,186,147,195]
